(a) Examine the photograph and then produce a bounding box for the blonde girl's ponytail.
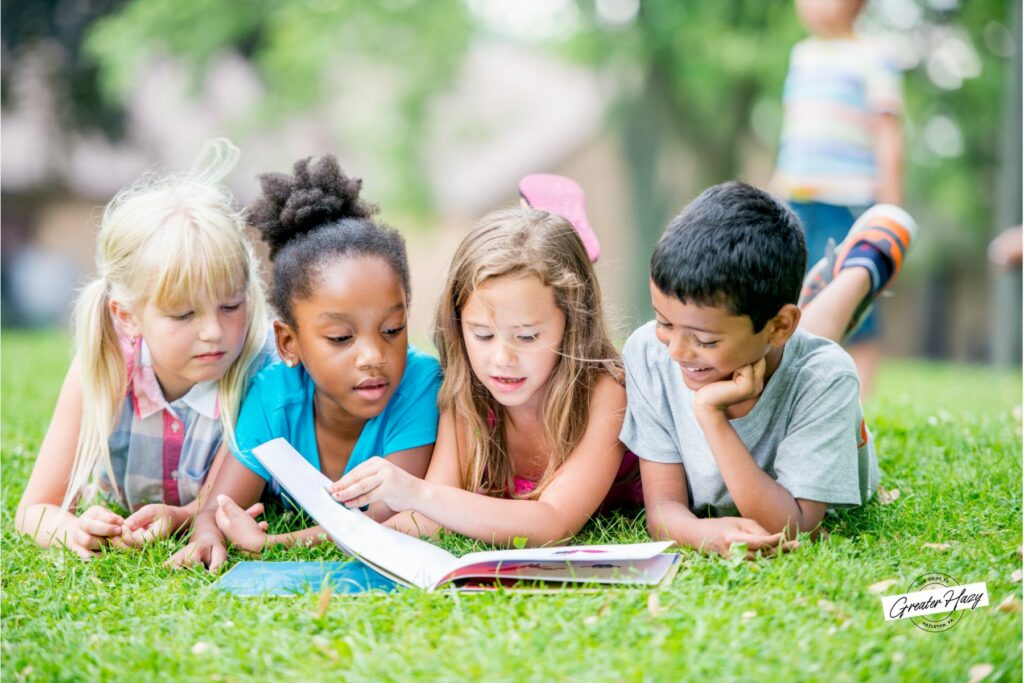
[62,277,125,511]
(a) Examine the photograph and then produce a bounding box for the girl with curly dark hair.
[170,155,441,570]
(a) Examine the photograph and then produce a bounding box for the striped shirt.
[774,36,903,207]
[89,331,275,512]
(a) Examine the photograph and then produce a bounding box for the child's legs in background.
[789,201,882,398]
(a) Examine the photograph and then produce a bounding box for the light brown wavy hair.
[434,208,622,500]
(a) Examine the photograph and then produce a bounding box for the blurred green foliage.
[4,0,1015,250]
[84,0,472,214]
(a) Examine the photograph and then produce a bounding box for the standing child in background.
[625,182,917,558]
[771,0,905,396]
[171,155,442,571]
[329,205,642,547]
[15,140,275,559]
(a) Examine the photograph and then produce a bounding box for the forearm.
[174,499,200,532]
[266,525,330,548]
[410,481,577,546]
[15,504,80,548]
[697,411,805,536]
[384,510,443,539]
[644,497,711,550]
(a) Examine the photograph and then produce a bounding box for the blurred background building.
[2,0,1020,363]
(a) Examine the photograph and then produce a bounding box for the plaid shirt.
[90,332,274,512]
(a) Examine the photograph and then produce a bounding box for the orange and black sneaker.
[799,204,919,337]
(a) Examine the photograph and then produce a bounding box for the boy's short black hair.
[650,181,806,332]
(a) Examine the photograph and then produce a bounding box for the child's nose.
[356,337,387,368]
[493,339,517,367]
[198,315,223,342]
[668,334,695,363]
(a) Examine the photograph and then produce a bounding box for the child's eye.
[383,325,406,337]
[655,320,671,329]
[695,338,718,348]
[472,333,494,342]
[327,335,353,344]
[516,334,538,343]
[169,312,194,321]
[220,303,243,312]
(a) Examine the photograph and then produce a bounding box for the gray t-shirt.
[620,322,878,517]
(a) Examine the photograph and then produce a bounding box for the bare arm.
[335,376,628,547]
[168,452,266,570]
[690,360,827,539]
[261,443,434,546]
[211,444,435,553]
[694,407,827,538]
[874,112,903,205]
[641,459,798,558]
[15,355,127,558]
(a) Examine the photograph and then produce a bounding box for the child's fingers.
[79,516,122,539]
[71,543,96,560]
[732,532,784,551]
[124,504,169,532]
[329,457,386,493]
[207,544,228,573]
[214,505,231,533]
[82,505,125,526]
[166,545,197,569]
[334,475,383,506]
[74,529,106,551]
[258,521,269,531]
[244,503,265,519]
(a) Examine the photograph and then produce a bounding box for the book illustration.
[251,438,679,591]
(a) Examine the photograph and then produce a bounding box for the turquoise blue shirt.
[232,346,441,495]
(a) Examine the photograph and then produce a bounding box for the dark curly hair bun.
[249,155,379,260]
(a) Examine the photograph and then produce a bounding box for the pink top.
[487,410,643,508]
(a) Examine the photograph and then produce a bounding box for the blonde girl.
[15,140,273,559]
[330,207,641,546]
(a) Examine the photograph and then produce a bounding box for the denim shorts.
[789,200,879,343]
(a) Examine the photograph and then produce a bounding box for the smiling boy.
[621,181,915,557]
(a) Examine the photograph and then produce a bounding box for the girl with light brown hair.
[330,204,641,546]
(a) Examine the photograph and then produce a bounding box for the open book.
[251,438,679,591]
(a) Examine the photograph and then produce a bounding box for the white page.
[452,541,674,570]
[252,438,457,588]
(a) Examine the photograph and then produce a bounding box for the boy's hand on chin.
[693,357,767,414]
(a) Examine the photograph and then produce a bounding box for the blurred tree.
[82,0,472,214]
[2,0,129,137]
[564,0,1015,321]
[566,0,803,317]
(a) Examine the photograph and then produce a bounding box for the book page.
[437,554,679,588]
[252,438,457,588]
[452,541,673,570]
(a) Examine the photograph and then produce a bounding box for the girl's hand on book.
[329,457,422,512]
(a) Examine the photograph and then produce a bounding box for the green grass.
[2,330,1021,682]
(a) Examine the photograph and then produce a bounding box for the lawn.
[2,330,1021,682]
